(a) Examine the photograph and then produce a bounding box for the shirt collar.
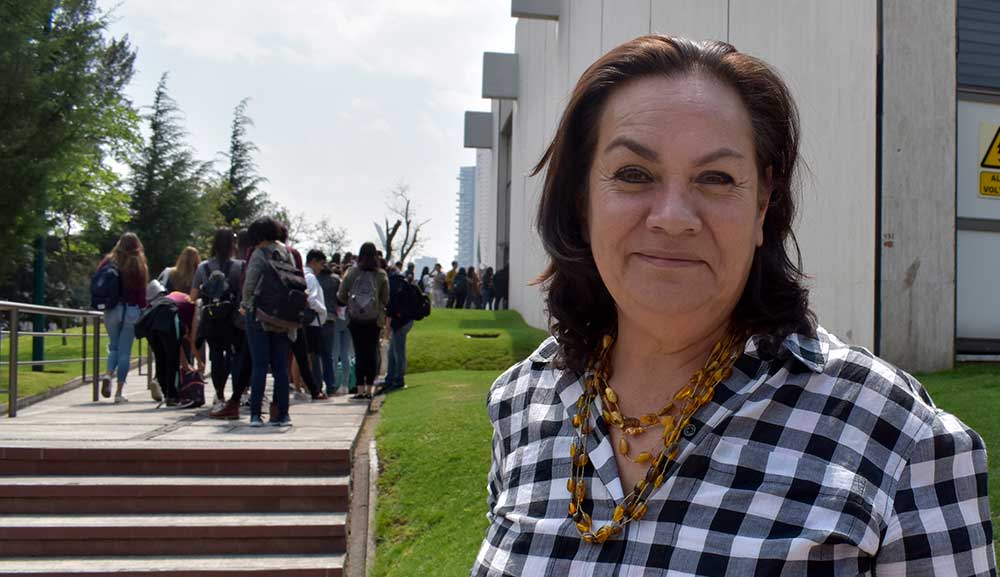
[532,325,831,374]
[744,325,830,373]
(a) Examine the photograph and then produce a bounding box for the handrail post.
[9,309,19,418]
[81,318,88,383]
[92,316,101,402]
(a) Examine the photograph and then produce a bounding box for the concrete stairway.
[0,446,350,576]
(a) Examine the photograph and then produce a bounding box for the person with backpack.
[158,246,201,294]
[382,266,428,393]
[467,267,482,309]
[481,267,495,311]
[241,217,301,427]
[93,232,149,403]
[279,225,328,402]
[208,231,255,420]
[337,242,389,401]
[190,228,244,407]
[138,285,203,407]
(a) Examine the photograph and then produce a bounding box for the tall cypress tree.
[219,98,267,226]
[128,74,211,273]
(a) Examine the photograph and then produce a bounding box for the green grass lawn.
[1,326,145,400]
[374,308,1000,575]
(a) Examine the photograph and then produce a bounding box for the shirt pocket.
[676,437,880,572]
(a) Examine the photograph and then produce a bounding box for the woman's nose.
[644,179,702,236]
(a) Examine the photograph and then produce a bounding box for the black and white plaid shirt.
[471,326,996,576]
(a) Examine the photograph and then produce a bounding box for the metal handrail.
[1,300,105,417]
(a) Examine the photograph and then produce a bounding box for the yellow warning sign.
[983,125,1000,169]
[982,172,1000,197]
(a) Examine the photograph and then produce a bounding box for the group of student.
[90,215,429,427]
[419,261,508,311]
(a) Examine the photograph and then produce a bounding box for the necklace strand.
[567,330,745,544]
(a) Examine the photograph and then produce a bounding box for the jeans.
[482,288,495,310]
[385,321,413,389]
[104,303,140,383]
[245,312,290,420]
[331,318,353,393]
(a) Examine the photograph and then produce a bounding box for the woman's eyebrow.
[604,136,658,161]
[604,138,744,166]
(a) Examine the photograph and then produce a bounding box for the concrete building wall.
[474,149,496,268]
[880,0,957,372]
[729,0,878,348]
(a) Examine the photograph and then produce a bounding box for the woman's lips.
[634,253,704,268]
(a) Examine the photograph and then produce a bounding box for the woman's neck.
[608,312,730,406]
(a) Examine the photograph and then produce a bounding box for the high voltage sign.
[980,124,1000,198]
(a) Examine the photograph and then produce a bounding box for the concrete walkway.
[0,372,368,449]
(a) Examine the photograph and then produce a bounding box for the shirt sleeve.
[875,412,996,576]
[243,251,264,309]
[306,272,327,325]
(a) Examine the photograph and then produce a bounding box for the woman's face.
[586,72,770,328]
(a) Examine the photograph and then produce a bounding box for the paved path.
[0,372,368,450]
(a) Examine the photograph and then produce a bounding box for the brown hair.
[535,35,813,374]
[108,232,149,292]
[170,246,201,294]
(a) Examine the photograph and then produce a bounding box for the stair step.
[0,553,344,576]
[0,446,350,476]
[0,513,347,557]
[0,476,350,514]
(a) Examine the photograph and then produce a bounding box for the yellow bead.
[595,526,611,543]
[613,505,625,523]
[668,447,680,461]
[567,478,575,493]
[640,414,658,427]
[572,414,583,428]
[577,454,589,467]
[635,451,652,464]
[569,443,577,458]
[605,387,618,404]
[634,479,648,494]
[602,335,613,349]
[611,411,623,426]
[654,473,665,488]
[618,437,629,455]
[610,524,623,536]
[575,483,586,501]
[577,521,591,534]
[673,387,693,401]
[602,410,613,423]
[582,532,597,543]
[632,502,648,520]
[568,501,577,515]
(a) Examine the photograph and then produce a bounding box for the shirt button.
[682,424,698,439]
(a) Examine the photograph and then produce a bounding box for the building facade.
[465,0,999,373]
[456,166,476,268]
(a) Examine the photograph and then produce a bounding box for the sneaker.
[249,416,264,428]
[209,400,240,420]
[165,397,179,408]
[101,376,112,398]
[311,391,329,401]
[270,416,293,427]
[148,380,163,402]
[114,393,128,404]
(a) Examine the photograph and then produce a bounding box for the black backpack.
[392,280,430,322]
[200,261,235,338]
[91,262,121,311]
[253,247,307,331]
[135,294,180,340]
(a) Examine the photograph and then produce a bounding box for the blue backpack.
[91,262,122,311]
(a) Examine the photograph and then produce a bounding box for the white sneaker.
[114,394,129,404]
[149,380,163,402]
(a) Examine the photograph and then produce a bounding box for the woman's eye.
[698,171,735,186]
[614,167,651,184]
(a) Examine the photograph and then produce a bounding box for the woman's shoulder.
[775,326,976,464]
[487,336,565,413]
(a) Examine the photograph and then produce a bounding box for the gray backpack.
[347,270,379,323]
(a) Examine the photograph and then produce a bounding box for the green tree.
[128,73,213,273]
[0,0,139,295]
[219,98,268,226]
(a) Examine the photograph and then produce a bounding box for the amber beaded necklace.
[567,330,746,544]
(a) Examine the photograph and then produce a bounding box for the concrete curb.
[366,439,379,575]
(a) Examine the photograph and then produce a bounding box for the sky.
[98,0,516,264]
